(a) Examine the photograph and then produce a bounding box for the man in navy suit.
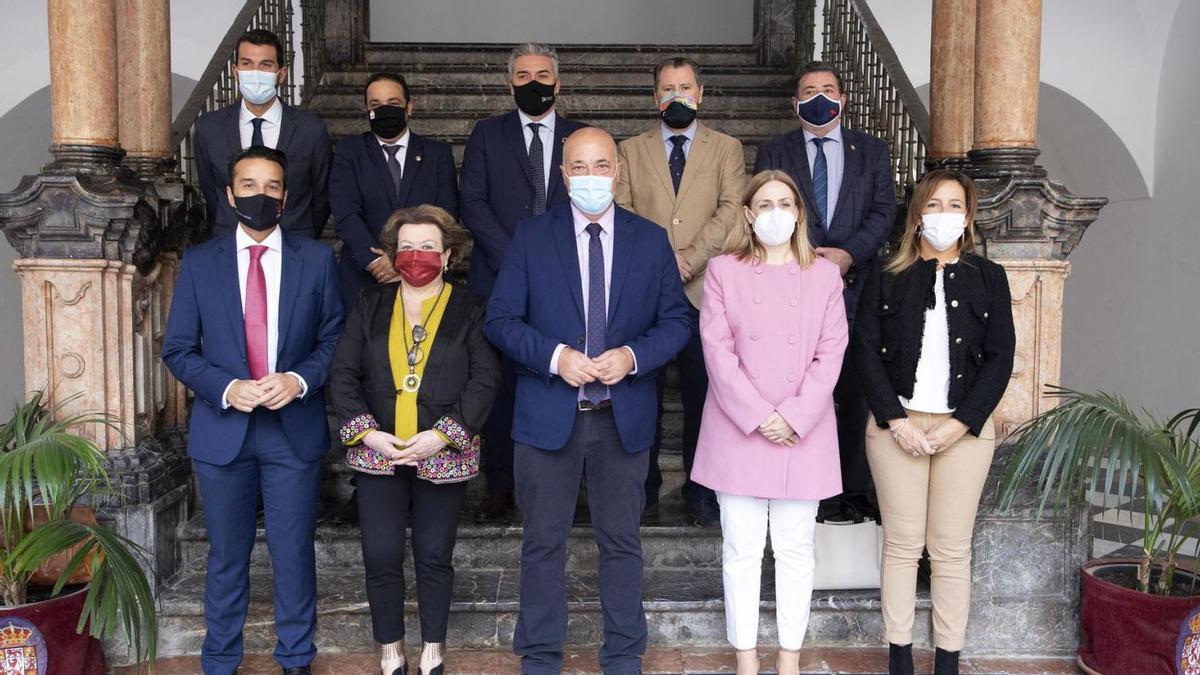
[329,71,458,307]
[754,62,897,520]
[163,146,345,675]
[485,127,691,674]
[194,29,332,239]
[461,42,588,522]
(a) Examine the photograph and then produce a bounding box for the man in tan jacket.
[616,56,745,526]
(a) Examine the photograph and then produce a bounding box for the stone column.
[47,0,121,171]
[928,0,975,166]
[117,0,173,175]
[973,0,1041,152]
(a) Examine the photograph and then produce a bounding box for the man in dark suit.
[194,29,332,239]
[163,146,345,675]
[485,127,692,674]
[460,42,588,522]
[330,71,458,307]
[754,62,897,520]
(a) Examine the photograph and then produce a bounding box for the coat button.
[983,311,989,319]
[788,336,797,344]
[882,304,889,310]
[787,374,797,382]
[577,336,585,344]
[672,218,681,225]
[956,373,963,379]
[881,347,887,354]
[750,334,759,341]
[949,272,956,279]
[753,296,762,304]
[788,268,797,275]
[789,299,798,307]
[955,337,962,344]
[751,372,760,379]
[951,300,960,308]
[753,267,763,275]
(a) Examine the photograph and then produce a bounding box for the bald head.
[561,127,619,185]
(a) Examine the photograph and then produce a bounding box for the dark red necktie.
[245,245,269,380]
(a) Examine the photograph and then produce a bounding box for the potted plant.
[998,385,1200,674]
[0,390,157,673]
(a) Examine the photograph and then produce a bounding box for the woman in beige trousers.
[853,170,1016,675]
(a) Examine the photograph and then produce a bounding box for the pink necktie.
[245,245,269,380]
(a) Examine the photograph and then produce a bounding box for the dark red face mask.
[394,249,443,287]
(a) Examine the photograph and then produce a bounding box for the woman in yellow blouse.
[330,205,501,675]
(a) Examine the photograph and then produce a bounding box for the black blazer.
[754,126,896,323]
[329,284,501,443]
[329,131,459,306]
[194,101,333,238]
[853,255,1015,436]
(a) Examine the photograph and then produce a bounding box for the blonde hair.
[886,169,979,274]
[722,170,816,268]
[379,204,469,267]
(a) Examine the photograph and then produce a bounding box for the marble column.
[973,0,1041,151]
[117,0,173,174]
[928,0,975,165]
[47,0,121,171]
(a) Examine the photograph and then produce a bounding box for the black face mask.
[368,104,407,139]
[232,194,284,232]
[513,80,556,117]
[660,100,698,130]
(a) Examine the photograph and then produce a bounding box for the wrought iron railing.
[820,0,930,199]
[298,0,325,102]
[169,0,298,189]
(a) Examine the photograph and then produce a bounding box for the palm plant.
[0,390,157,663]
[998,385,1200,595]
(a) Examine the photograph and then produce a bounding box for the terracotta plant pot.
[1079,558,1200,674]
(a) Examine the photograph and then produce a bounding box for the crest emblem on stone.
[0,618,47,675]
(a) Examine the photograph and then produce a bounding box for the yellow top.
[389,284,452,441]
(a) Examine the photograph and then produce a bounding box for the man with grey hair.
[461,42,589,523]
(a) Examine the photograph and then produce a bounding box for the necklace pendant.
[402,373,421,393]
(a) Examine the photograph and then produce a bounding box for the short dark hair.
[236,29,285,67]
[794,61,844,96]
[229,146,288,189]
[654,57,703,88]
[364,71,411,104]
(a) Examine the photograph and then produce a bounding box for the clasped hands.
[226,374,302,412]
[557,347,634,388]
[361,429,447,466]
[759,411,799,446]
[368,246,402,284]
[887,417,969,457]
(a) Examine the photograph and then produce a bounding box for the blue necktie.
[812,136,829,230]
[528,122,547,215]
[250,117,265,148]
[584,222,607,404]
[668,135,687,194]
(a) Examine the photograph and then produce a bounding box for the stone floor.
[115,648,1080,674]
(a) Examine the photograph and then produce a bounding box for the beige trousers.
[865,409,995,651]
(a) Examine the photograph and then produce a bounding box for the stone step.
[181,480,708,574]
[363,42,762,68]
[155,567,928,655]
[320,64,792,89]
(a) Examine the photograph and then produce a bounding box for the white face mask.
[920,212,968,251]
[238,69,279,106]
[567,175,614,215]
[752,209,796,247]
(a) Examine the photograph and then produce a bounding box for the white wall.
[370,0,754,44]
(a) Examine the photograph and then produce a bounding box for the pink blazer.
[691,254,849,500]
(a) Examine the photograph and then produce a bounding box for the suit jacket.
[484,203,693,453]
[753,125,896,322]
[459,110,589,296]
[328,284,501,443]
[691,255,848,500]
[329,131,459,305]
[615,122,746,307]
[194,101,333,238]
[162,230,346,465]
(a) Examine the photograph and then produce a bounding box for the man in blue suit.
[461,42,589,522]
[754,62,897,521]
[485,127,691,674]
[330,71,458,307]
[163,146,345,675]
[194,29,332,239]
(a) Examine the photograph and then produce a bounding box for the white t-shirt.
[899,267,954,413]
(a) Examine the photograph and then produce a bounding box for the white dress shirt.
[377,128,411,175]
[518,109,556,192]
[661,120,697,161]
[803,124,845,228]
[549,204,638,391]
[221,225,308,408]
[899,267,954,413]
[239,98,283,149]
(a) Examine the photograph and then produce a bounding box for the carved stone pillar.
[47,0,122,172]
[117,0,173,175]
[928,0,975,167]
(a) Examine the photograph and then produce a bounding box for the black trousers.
[482,358,517,494]
[833,346,874,498]
[647,304,712,507]
[356,467,467,644]
[513,409,648,675]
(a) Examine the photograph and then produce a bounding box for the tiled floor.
[115,648,1080,674]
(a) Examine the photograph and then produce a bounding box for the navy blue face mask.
[233,193,283,231]
[795,93,842,127]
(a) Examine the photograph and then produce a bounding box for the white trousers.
[716,492,820,650]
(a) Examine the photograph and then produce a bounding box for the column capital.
[973,173,1107,260]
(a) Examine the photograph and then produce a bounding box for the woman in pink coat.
[692,170,849,675]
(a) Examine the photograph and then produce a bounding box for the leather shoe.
[475,489,514,523]
[281,667,312,675]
